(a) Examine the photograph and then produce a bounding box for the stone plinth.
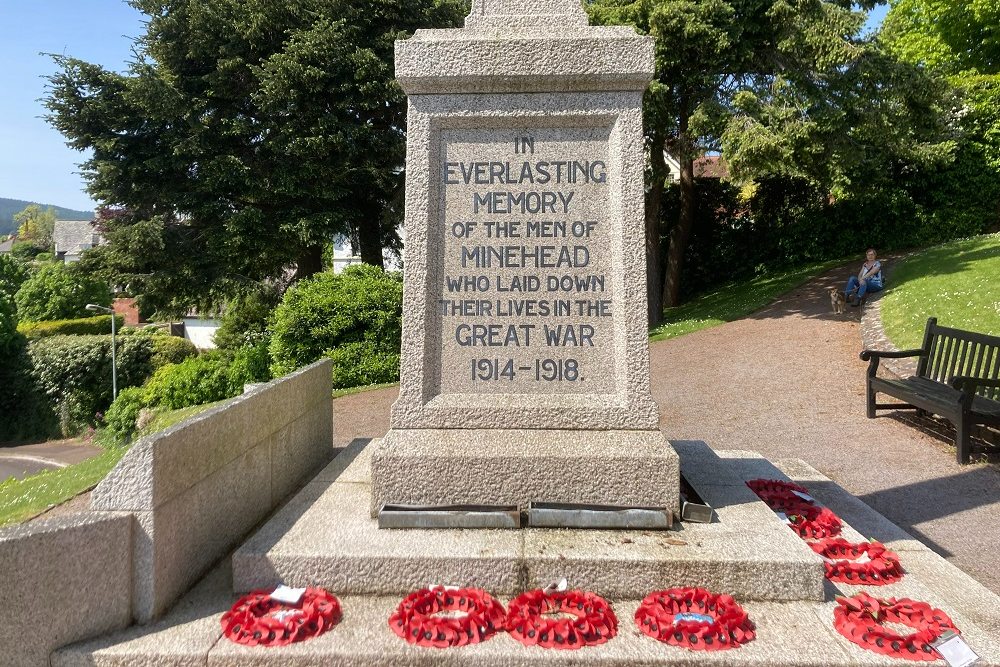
[374,0,679,515]
[235,440,820,602]
[371,429,679,516]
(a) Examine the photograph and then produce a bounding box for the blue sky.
[0,1,144,211]
[0,1,891,213]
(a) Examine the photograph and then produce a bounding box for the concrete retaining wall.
[90,359,334,623]
[0,512,133,667]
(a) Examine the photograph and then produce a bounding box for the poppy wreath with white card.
[810,538,904,585]
[505,588,617,650]
[634,587,756,651]
[834,593,959,661]
[221,587,341,647]
[389,586,507,648]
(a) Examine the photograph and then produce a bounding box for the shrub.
[0,254,29,296]
[27,334,155,432]
[143,355,233,410]
[10,242,42,262]
[227,342,272,389]
[14,263,111,322]
[269,265,402,387]
[0,292,16,352]
[17,315,123,340]
[0,334,57,442]
[328,341,400,389]
[103,387,149,446]
[214,284,282,350]
[151,335,198,369]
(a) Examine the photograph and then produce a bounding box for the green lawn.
[649,258,848,342]
[881,234,1000,350]
[0,401,222,527]
[0,448,125,527]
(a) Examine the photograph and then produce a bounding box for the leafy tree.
[881,0,1000,236]
[588,0,953,319]
[0,292,16,352]
[14,262,111,322]
[14,205,57,249]
[45,0,465,317]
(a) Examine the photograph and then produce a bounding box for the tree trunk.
[662,101,694,309]
[294,244,324,281]
[356,218,385,268]
[646,135,667,326]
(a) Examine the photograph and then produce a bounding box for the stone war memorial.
[6,0,1000,665]
[372,0,679,518]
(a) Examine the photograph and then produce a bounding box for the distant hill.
[0,198,94,237]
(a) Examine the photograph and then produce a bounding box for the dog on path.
[830,287,846,314]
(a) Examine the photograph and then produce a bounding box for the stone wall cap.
[395,27,654,94]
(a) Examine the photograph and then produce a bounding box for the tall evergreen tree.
[46,0,465,316]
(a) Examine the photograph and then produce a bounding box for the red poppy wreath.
[811,538,904,585]
[221,588,342,647]
[389,586,507,648]
[634,587,756,651]
[506,588,617,650]
[834,593,959,661]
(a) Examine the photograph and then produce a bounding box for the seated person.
[845,248,883,305]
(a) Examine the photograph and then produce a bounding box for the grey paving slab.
[774,459,934,554]
[52,563,232,667]
[232,480,524,596]
[313,437,372,484]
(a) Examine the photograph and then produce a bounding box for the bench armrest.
[859,349,925,362]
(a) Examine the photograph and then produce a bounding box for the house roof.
[0,237,13,253]
[694,155,729,179]
[53,220,100,256]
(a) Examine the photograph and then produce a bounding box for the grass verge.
[649,258,848,342]
[0,401,224,527]
[880,234,1000,350]
[0,448,125,527]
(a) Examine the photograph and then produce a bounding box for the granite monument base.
[369,428,680,518]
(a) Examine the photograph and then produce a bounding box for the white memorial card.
[270,585,306,605]
[934,632,980,667]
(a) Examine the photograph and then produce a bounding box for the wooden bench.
[860,317,1000,463]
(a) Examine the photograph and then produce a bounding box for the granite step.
[230,439,826,602]
[54,526,1000,666]
[54,453,1000,665]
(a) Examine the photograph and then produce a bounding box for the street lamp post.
[86,304,117,400]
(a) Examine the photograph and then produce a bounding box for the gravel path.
[333,263,1000,594]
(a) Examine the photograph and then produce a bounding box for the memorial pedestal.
[375,0,679,516]
[371,429,680,518]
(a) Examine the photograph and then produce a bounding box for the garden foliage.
[26,334,154,432]
[150,334,198,369]
[17,315,123,340]
[14,263,111,322]
[269,265,402,387]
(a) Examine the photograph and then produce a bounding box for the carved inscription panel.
[436,126,616,396]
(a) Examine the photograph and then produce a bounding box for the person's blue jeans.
[846,275,883,300]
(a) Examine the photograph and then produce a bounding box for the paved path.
[334,263,1000,595]
[0,440,103,482]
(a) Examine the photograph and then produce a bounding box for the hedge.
[151,335,198,369]
[27,334,155,432]
[17,315,124,340]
